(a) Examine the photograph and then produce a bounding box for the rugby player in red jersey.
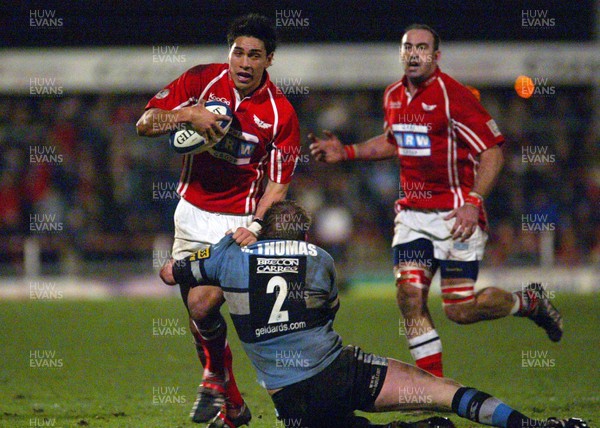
[137,14,300,426]
[309,24,562,378]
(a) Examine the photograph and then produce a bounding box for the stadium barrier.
[1,265,597,300]
[0,43,598,94]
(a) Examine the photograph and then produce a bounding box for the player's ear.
[266,52,274,68]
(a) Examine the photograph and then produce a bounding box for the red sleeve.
[268,103,300,184]
[145,64,212,111]
[449,82,504,154]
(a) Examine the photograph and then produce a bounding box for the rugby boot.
[386,416,456,428]
[544,417,589,428]
[523,283,563,342]
[207,400,252,428]
[190,378,226,423]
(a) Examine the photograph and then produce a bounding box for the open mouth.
[237,72,252,83]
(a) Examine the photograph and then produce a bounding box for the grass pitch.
[1,289,598,427]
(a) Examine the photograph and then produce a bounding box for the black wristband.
[253,218,265,227]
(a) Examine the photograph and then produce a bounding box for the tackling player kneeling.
[161,201,587,428]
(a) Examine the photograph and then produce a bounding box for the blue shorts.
[271,345,388,428]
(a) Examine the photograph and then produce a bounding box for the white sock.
[408,329,442,361]
[510,293,520,315]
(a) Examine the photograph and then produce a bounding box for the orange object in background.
[515,75,535,98]
[465,85,481,101]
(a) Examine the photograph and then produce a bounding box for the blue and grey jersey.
[174,235,343,389]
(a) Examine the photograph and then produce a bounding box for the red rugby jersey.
[384,67,503,215]
[146,63,300,215]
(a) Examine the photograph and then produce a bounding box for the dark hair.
[227,14,277,55]
[260,200,311,241]
[404,23,440,51]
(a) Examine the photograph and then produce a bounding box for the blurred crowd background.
[1,85,598,276]
[1,1,597,279]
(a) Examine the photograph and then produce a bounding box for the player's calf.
[441,280,476,324]
[376,358,589,428]
[443,285,516,324]
[395,265,443,377]
[394,241,442,377]
[441,284,511,324]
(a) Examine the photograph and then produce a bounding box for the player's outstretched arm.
[136,102,231,138]
[309,131,396,163]
[308,130,346,163]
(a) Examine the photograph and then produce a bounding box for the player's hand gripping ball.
[169,101,232,155]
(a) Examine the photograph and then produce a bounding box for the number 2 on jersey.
[266,276,289,324]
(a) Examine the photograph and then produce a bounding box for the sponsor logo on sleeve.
[155,89,170,99]
[486,119,501,137]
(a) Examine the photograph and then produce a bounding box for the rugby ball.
[169,101,232,155]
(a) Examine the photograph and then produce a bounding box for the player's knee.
[440,281,475,324]
[394,266,432,295]
[188,303,210,321]
[443,296,480,324]
[188,298,219,321]
[187,293,213,321]
[187,287,223,321]
[443,304,473,324]
[394,266,431,313]
[395,278,420,298]
[395,285,422,315]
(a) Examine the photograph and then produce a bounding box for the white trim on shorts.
[172,198,253,259]
[392,209,487,262]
